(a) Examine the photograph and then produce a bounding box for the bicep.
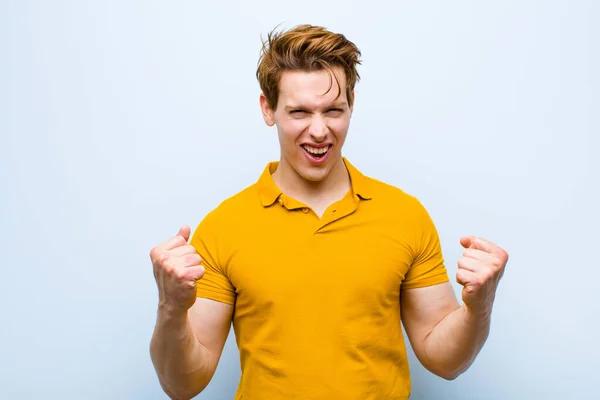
[401,282,459,356]
[188,297,234,370]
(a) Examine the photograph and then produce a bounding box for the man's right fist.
[150,225,205,312]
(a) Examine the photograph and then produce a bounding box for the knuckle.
[491,256,504,268]
[173,268,186,280]
[188,253,201,264]
[475,276,485,287]
[162,263,175,275]
[157,253,169,265]
[484,271,494,282]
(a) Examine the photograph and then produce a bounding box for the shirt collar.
[257,157,372,207]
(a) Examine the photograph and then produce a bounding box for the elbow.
[436,368,463,381]
[430,362,471,381]
[161,382,206,400]
[157,368,211,400]
[418,348,475,381]
[163,389,188,400]
[152,364,208,400]
[423,360,469,381]
[164,391,198,400]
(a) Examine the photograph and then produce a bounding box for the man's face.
[260,67,353,183]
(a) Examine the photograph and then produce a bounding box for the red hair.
[256,24,362,110]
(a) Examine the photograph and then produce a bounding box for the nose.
[308,114,328,141]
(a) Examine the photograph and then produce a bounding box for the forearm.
[150,306,212,399]
[422,305,491,380]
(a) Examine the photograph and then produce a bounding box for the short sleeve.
[189,210,236,305]
[401,199,450,290]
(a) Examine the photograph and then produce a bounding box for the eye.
[327,108,344,115]
[290,110,306,115]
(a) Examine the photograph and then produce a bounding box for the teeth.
[303,145,329,155]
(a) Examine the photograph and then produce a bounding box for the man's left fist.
[456,236,509,316]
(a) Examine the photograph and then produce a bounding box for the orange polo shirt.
[190,158,449,400]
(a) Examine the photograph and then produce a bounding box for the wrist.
[157,302,189,322]
[462,303,492,324]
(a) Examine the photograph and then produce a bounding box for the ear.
[349,90,355,117]
[259,94,275,127]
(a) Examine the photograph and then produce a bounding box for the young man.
[150,25,509,400]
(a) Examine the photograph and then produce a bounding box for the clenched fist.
[456,236,509,316]
[150,225,205,313]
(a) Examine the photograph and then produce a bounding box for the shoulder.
[196,182,261,231]
[363,174,426,213]
[360,173,437,234]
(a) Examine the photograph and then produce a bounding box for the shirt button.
[301,207,309,213]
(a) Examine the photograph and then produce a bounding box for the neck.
[272,156,351,204]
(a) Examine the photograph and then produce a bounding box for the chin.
[302,172,327,182]
[297,165,330,182]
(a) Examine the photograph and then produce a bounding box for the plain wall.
[1,1,598,399]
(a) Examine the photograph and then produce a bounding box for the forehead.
[277,68,348,108]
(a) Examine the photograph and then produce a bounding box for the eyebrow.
[284,102,347,111]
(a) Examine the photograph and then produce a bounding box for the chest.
[226,221,415,312]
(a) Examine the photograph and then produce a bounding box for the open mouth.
[302,144,331,160]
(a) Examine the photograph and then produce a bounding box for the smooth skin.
[402,236,508,379]
[149,68,509,399]
[259,67,355,217]
[149,226,233,400]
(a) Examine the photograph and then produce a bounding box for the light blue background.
[1,1,598,399]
